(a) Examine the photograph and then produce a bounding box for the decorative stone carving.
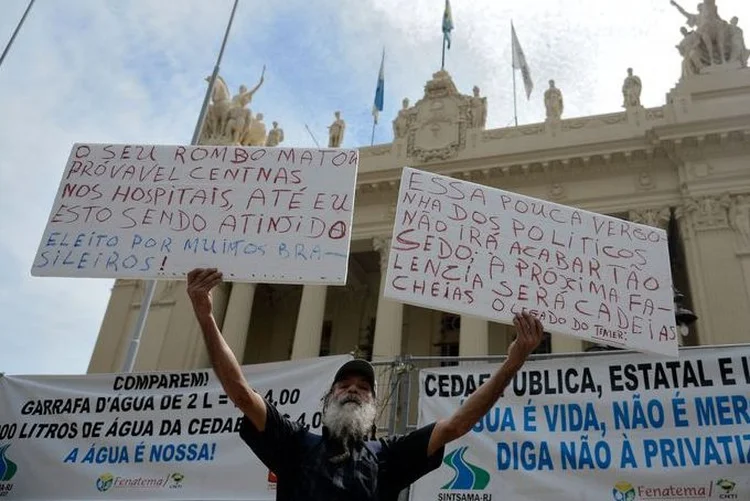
[622,68,642,108]
[544,80,563,121]
[637,171,655,191]
[729,194,750,249]
[602,113,629,125]
[400,70,480,162]
[366,145,392,156]
[629,207,671,229]
[265,121,284,147]
[328,111,346,148]
[676,194,732,231]
[547,183,565,201]
[561,119,586,131]
[372,237,392,271]
[671,0,748,75]
[646,108,666,121]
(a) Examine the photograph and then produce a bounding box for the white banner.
[412,345,750,501]
[384,167,676,356]
[0,355,350,501]
[31,144,359,285]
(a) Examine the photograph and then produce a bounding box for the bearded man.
[187,268,544,501]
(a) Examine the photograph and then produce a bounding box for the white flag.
[511,22,533,99]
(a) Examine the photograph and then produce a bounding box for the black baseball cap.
[333,359,376,396]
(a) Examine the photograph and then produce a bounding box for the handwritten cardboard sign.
[383,167,677,356]
[31,143,358,285]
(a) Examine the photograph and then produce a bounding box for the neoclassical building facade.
[87,35,750,374]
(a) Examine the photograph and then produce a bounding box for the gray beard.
[322,395,377,445]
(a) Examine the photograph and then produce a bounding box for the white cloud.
[0,0,748,375]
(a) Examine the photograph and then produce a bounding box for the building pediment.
[393,70,486,163]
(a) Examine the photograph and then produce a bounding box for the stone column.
[674,194,746,345]
[371,237,404,361]
[221,283,256,361]
[459,316,489,356]
[729,194,750,300]
[291,285,328,359]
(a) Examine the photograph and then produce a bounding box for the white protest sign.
[411,345,750,501]
[31,143,359,285]
[0,355,350,501]
[384,167,676,356]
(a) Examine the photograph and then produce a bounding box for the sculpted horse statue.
[202,75,231,140]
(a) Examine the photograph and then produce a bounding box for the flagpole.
[441,35,446,70]
[511,22,518,127]
[121,0,241,374]
[372,47,384,146]
[512,62,518,127]
[0,0,35,70]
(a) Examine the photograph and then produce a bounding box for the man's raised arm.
[186,268,268,430]
[427,312,544,456]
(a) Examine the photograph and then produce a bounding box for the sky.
[0,0,748,376]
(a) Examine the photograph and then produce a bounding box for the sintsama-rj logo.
[0,444,17,498]
[437,447,491,501]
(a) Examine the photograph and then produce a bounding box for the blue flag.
[442,0,454,49]
[372,49,385,123]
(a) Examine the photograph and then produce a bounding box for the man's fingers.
[188,268,212,284]
[533,317,543,336]
[517,312,531,337]
[195,270,221,289]
[204,274,223,290]
[513,313,524,336]
[189,269,219,290]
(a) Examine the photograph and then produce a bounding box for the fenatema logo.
[437,447,491,501]
[612,481,635,501]
[0,444,17,498]
[96,473,114,493]
[95,472,178,492]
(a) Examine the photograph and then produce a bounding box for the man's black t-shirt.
[239,399,445,501]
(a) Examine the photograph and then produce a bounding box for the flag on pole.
[372,48,385,124]
[511,22,533,99]
[442,0,454,49]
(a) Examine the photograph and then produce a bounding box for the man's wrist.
[194,307,215,326]
[502,355,525,374]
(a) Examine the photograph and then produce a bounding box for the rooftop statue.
[266,121,285,147]
[544,80,563,120]
[622,68,642,108]
[469,86,487,129]
[671,0,748,73]
[200,67,270,145]
[328,111,346,148]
